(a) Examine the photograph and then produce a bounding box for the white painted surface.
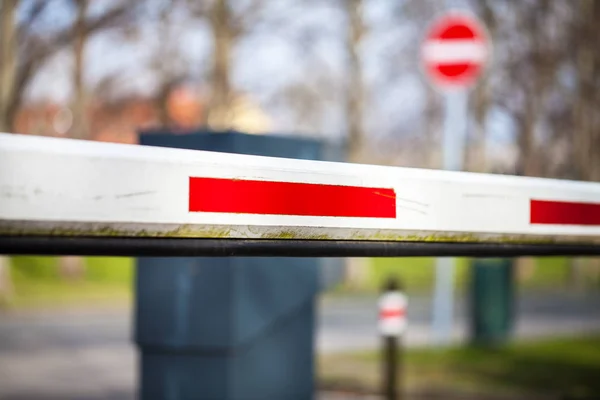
[1,132,600,242]
[422,40,487,63]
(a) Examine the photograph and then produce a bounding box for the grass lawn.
[3,256,598,310]
[366,257,577,294]
[367,257,470,293]
[3,256,133,311]
[319,335,600,399]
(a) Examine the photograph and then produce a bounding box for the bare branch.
[6,0,140,129]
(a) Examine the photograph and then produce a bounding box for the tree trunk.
[343,0,369,288]
[467,75,489,172]
[573,0,595,183]
[514,96,538,280]
[157,81,173,127]
[514,57,540,281]
[423,85,439,169]
[345,0,365,164]
[0,0,18,304]
[467,0,495,173]
[206,0,233,130]
[58,0,89,280]
[513,5,563,282]
[569,0,596,288]
[0,256,12,306]
[154,1,176,128]
[514,92,539,282]
[0,0,17,132]
[71,0,89,140]
[516,97,538,177]
[58,256,86,281]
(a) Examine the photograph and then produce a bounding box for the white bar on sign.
[422,40,487,64]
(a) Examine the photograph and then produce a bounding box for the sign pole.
[432,89,468,346]
[383,334,398,400]
[420,11,489,346]
[379,277,407,400]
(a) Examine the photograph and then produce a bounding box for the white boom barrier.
[1,132,600,257]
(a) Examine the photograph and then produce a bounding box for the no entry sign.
[421,11,490,89]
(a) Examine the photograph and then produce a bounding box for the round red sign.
[421,12,490,89]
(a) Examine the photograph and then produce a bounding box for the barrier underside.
[2,236,600,257]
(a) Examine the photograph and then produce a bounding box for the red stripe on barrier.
[189,177,396,218]
[530,199,600,226]
[380,309,406,319]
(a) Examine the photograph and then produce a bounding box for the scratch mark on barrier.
[373,190,396,200]
[396,197,430,207]
[0,186,27,200]
[397,205,428,215]
[462,193,512,199]
[115,191,156,199]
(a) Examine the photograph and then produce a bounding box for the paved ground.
[1,290,599,399]
[320,290,600,351]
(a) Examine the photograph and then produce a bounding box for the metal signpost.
[421,11,491,345]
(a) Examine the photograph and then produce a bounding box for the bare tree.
[479,1,600,284]
[342,0,369,286]
[423,79,441,169]
[261,0,345,137]
[364,0,444,168]
[71,0,89,140]
[187,0,242,130]
[467,0,497,173]
[0,0,18,304]
[0,0,138,133]
[344,0,366,163]
[573,0,600,183]
[495,2,566,280]
[570,0,600,287]
[151,0,187,127]
[0,0,18,132]
[204,0,234,129]
[2,0,140,284]
[188,0,277,130]
[57,0,92,281]
[273,70,341,136]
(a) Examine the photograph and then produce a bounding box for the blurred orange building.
[13,85,204,144]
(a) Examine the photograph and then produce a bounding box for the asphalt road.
[1,291,599,399]
[320,290,600,351]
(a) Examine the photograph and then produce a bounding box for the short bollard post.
[379,277,407,400]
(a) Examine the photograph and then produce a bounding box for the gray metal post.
[135,257,318,400]
[432,90,468,345]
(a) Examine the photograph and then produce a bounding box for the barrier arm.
[1,132,600,257]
